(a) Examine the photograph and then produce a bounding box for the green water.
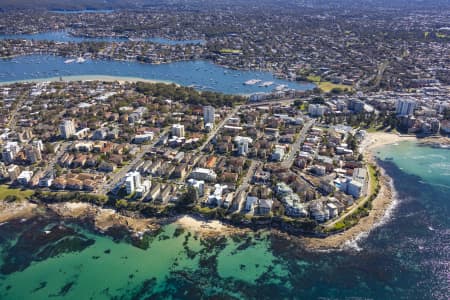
[0,141,449,299]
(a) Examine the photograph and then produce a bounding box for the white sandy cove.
[360,132,416,151]
[175,215,237,235]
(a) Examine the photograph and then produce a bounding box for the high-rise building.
[60,120,76,139]
[171,124,185,138]
[25,146,42,163]
[237,140,249,156]
[2,141,20,164]
[308,104,326,117]
[125,171,142,195]
[395,99,416,116]
[203,106,215,125]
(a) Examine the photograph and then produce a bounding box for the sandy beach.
[175,215,243,236]
[300,132,415,250]
[0,75,174,86]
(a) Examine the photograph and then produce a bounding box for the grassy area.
[368,164,379,195]
[219,49,243,54]
[306,75,353,93]
[0,185,34,201]
[325,164,380,233]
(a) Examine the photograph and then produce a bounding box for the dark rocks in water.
[158,234,170,241]
[104,225,130,243]
[173,227,185,238]
[104,249,111,254]
[0,223,95,275]
[130,277,157,300]
[50,281,75,297]
[32,281,47,293]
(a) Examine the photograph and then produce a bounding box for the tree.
[179,186,198,206]
[115,199,128,209]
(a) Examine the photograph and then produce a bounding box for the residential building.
[203,105,215,125]
[172,124,185,138]
[7,165,20,181]
[60,119,76,139]
[308,104,327,117]
[271,145,285,162]
[17,170,33,185]
[190,168,217,182]
[125,171,142,195]
[396,99,416,116]
[2,142,20,164]
[187,178,205,197]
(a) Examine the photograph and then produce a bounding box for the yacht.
[244,79,262,85]
[259,81,274,87]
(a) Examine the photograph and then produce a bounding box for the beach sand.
[175,215,242,236]
[0,75,173,86]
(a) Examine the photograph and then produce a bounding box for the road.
[41,141,70,175]
[282,119,315,169]
[189,105,241,168]
[98,128,169,194]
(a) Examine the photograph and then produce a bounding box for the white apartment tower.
[203,106,215,125]
[171,124,185,137]
[125,171,142,195]
[395,99,416,116]
[60,119,76,139]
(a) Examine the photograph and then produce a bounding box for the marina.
[0,55,315,95]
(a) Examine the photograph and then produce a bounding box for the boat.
[244,79,262,85]
[259,81,274,87]
[274,84,288,91]
[64,59,75,64]
[128,37,144,42]
[76,57,86,63]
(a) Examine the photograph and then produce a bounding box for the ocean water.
[0,141,448,299]
[0,55,314,94]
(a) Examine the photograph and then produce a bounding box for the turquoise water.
[0,142,448,299]
[0,55,314,94]
[0,31,205,45]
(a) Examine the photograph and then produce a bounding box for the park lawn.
[306,75,353,93]
[368,164,379,196]
[0,185,34,201]
[219,48,243,54]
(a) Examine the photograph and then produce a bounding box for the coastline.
[0,75,174,86]
[0,132,441,250]
[298,132,417,250]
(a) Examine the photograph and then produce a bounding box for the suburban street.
[98,128,169,194]
[282,119,315,168]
